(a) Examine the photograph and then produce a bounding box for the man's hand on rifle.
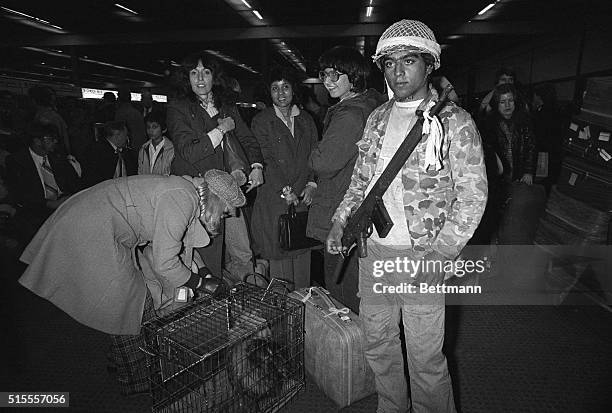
[326,221,347,255]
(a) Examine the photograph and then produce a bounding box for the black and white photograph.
[0,1,611,412]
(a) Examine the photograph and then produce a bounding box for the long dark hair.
[168,52,229,108]
[489,83,530,129]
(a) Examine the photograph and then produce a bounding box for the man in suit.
[138,88,164,119]
[115,86,146,150]
[5,122,81,243]
[82,120,137,188]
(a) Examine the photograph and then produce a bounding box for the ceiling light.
[23,47,162,77]
[114,3,138,15]
[204,50,259,74]
[35,64,69,71]
[366,6,373,17]
[252,10,263,20]
[1,6,65,32]
[241,0,252,8]
[477,3,495,15]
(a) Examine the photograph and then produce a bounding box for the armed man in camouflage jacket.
[327,20,487,413]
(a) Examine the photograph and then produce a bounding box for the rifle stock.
[332,84,453,285]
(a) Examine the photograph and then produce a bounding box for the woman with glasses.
[306,46,386,308]
[250,66,318,290]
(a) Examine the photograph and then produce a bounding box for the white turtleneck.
[368,99,423,247]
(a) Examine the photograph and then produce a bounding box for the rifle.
[333,85,453,284]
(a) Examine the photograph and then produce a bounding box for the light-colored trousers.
[359,242,457,413]
[223,213,254,285]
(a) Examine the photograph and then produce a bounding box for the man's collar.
[390,84,438,114]
[29,147,45,163]
[106,139,123,152]
[149,137,166,149]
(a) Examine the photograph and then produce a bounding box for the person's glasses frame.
[318,69,345,83]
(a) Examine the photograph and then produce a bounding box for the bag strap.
[287,203,297,218]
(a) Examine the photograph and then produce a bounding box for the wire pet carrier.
[142,283,305,413]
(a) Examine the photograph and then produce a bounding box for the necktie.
[41,156,60,200]
[114,149,127,178]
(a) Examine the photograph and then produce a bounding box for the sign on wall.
[80,88,167,102]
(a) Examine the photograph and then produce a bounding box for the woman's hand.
[495,153,504,175]
[300,185,315,206]
[217,116,235,133]
[246,167,264,193]
[231,169,247,186]
[519,173,533,185]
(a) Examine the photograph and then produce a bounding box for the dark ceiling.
[0,0,610,91]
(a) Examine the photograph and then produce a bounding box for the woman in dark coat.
[484,83,541,244]
[486,83,537,190]
[250,67,318,289]
[166,52,264,281]
[306,46,385,307]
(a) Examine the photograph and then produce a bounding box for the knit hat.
[204,169,246,208]
[373,19,441,70]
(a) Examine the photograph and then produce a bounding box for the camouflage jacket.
[331,88,488,260]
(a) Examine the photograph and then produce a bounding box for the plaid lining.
[110,290,156,395]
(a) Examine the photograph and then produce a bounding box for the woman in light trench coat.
[18,170,245,394]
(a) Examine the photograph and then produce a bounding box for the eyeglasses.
[318,69,345,82]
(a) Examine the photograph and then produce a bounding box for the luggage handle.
[300,287,351,321]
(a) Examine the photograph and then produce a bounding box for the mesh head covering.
[203,169,246,208]
[373,19,441,70]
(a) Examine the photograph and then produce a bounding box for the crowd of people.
[0,17,572,412]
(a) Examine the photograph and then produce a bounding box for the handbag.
[278,203,321,251]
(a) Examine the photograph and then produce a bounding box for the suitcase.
[556,155,612,212]
[565,116,612,168]
[290,287,376,408]
[535,185,611,245]
[580,76,612,130]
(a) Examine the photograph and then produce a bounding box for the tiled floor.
[1,253,611,413]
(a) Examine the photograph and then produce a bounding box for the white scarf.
[422,100,445,171]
